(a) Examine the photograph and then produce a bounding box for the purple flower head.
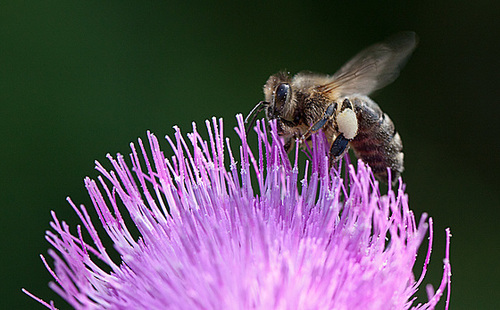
[24,115,451,309]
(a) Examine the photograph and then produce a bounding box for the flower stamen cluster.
[24,115,451,310]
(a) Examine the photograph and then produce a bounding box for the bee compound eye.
[274,83,291,109]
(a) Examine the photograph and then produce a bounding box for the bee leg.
[337,98,358,140]
[341,98,352,110]
[329,133,350,161]
[301,102,337,141]
[283,137,295,153]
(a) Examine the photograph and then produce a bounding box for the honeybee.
[245,32,418,184]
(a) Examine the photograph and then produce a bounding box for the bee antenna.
[245,101,269,136]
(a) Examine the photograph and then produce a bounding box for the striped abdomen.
[349,96,404,184]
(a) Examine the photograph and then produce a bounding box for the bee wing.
[320,32,418,96]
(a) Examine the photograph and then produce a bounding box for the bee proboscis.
[245,32,418,184]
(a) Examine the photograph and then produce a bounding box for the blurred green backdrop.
[1,1,499,309]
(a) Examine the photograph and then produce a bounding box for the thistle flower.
[24,115,451,309]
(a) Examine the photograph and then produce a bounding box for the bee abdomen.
[349,97,404,184]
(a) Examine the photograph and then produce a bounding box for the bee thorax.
[336,109,358,140]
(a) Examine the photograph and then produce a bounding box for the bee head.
[244,71,295,137]
[263,72,293,121]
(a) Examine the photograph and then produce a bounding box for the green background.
[2,1,499,309]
